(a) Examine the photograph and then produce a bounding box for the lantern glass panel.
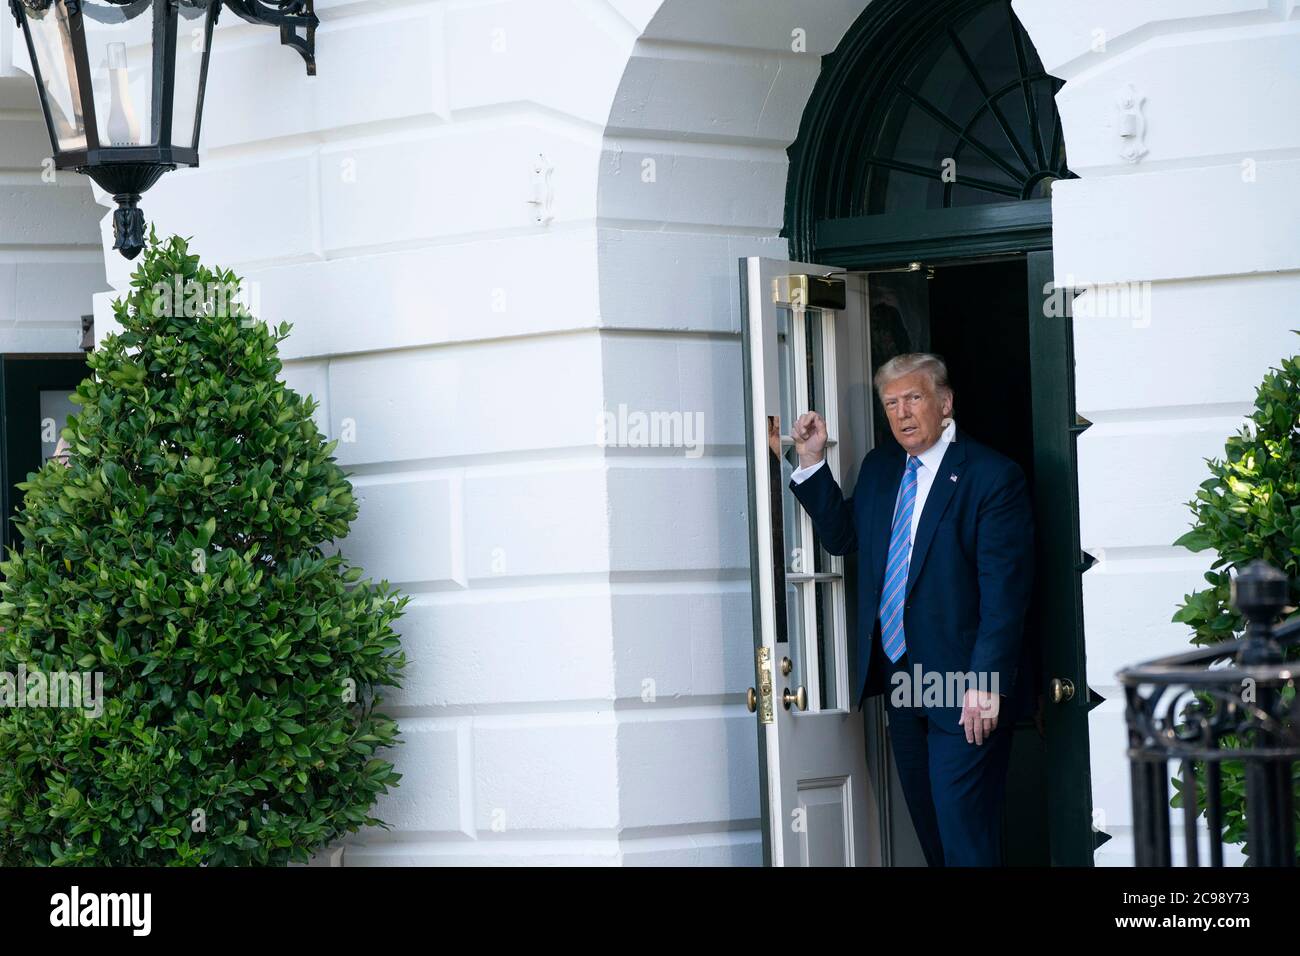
[171,0,216,151]
[81,0,158,148]
[22,0,87,151]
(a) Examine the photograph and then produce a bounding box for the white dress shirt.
[790,418,957,560]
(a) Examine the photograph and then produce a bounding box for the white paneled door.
[740,257,882,866]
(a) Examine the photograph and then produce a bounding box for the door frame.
[770,0,1092,867]
[810,200,1054,270]
[789,208,1096,863]
[0,354,91,555]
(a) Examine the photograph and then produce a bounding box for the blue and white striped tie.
[880,456,921,663]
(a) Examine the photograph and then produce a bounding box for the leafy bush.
[1171,343,1300,859]
[0,232,408,864]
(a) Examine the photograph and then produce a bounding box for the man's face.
[880,370,953,455]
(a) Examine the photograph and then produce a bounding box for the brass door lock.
[749,647,775,723]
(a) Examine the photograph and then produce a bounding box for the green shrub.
[1170,342,1300,860]
[0,232,408,865]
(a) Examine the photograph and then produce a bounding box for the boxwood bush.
[0,232,408,865]
[1171,342,1300,861]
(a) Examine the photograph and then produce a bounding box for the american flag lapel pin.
[949,473,958,482]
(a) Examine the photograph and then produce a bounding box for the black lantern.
[8,0,317,258]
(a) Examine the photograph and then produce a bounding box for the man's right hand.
[791,411,828,469]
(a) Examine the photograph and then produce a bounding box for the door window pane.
[805,308,828,415]
[782,446,802,574]
[785,583,804,690]
[770,286,847,711]
[777,307,796,434]
[40,390,76,465]
[815,582,839,710]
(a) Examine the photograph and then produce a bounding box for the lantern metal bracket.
[7,0,317,74]
[220,0,317,75]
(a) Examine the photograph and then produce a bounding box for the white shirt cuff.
[790,458,826,485]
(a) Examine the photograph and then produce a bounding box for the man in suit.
[788,352,1034,867]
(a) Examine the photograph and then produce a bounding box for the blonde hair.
[873,352,952,398]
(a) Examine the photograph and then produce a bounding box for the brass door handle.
[781,656,792,676]
[783,686,807,711]
[1050,677,1075,704]
[746,687,758,713]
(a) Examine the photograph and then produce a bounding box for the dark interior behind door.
[0,356,90,556]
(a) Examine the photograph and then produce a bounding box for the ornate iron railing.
[1119,560,1299,866]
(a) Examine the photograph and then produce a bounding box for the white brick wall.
[76,0,643,866]
[0,72,106,353]
[1015,0,1300,865]
[22,0,1289,865]
[596,0,869,866]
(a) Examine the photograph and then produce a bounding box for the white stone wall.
[1015,0,1299,866]
[70,0,651,865]
[0,30,106,353]
[95,0,863,868]
[43,0,1294,865]
[597,0,868,865]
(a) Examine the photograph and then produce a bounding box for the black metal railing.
[1119,560,1300,866]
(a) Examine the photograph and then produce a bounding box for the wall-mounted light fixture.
[8,0,317,259]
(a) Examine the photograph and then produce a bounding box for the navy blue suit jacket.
[789,427,1035,731]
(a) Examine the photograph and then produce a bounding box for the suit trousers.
[884,649,1015,866]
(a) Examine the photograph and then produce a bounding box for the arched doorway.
[739,0,1094,865]
[785,0,1073,265]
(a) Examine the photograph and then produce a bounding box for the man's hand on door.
[792,411,828,468]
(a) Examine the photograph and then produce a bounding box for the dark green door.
[0,356,90,554]
[1026,251,1097,865]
